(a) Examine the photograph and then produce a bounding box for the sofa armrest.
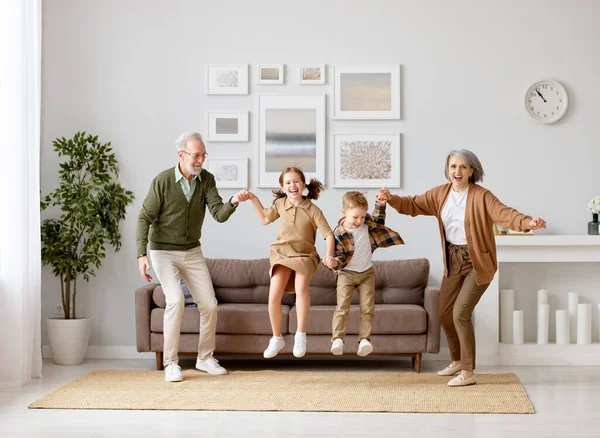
[424,285,441,353]
[135,283,159,352]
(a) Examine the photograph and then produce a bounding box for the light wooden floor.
[1,358,598,438]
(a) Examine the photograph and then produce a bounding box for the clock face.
[525,80,568,124]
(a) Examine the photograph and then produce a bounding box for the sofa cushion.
[152,258,429,307]
[289,304,427,335]
[150,304,289,335]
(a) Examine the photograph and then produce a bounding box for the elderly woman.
[379,150,546,387]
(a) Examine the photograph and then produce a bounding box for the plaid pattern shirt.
[332,203,404,271]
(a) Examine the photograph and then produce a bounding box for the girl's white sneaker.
[263,336,285,359]
[293,332,307,358]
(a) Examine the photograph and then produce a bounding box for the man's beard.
[186,163,202,176]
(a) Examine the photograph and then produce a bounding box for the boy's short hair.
[342,191,368,210]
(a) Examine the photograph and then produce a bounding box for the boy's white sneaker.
[164,363,183,382]
[331,338,344,355]
[263,336,285,358]
[357,339,373,357]
[196,355,228,375]
[293,332,307,358]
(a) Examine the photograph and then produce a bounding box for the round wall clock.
[525,79,568,124]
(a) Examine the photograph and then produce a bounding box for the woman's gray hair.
[444,149,485,183]
[175,131,203,151]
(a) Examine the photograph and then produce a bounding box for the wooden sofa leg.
[413,353,422,373]
[156,352,164,370]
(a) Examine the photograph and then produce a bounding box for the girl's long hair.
[272,167,325,204]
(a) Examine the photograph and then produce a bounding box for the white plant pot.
[46,317,92,365]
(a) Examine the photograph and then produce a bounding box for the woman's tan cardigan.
[388,183,532,285]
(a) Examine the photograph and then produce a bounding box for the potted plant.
[41,132,134,364]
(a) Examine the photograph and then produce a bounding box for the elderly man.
[137,131,248,382]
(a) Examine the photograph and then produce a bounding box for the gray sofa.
[135,258,440,372]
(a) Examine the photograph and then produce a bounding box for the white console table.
[474,235,600,366]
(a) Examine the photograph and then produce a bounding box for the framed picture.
[257,64,284,84]
[205,64,248,95]
[206,158,248,189]
[298,65,325,84]
[333,65,400,119]
[205,111,249,142]
[258,95,325,188]
[333,134,401,188]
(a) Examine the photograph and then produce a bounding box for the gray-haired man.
[137,131,249,382]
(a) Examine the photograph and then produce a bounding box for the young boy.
[322,191,403,356]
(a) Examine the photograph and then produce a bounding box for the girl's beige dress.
[264,197,333,292]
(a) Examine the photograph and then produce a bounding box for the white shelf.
[474,235,600,366]
[496,235,600,246]
[499,342,600,366]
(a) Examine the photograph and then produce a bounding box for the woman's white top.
[344,223,372,273]
[441,187,468,245]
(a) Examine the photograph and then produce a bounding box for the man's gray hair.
[444,149,485,183]
[175,131,203,151]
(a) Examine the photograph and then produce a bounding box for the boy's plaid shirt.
[332,203,404,271]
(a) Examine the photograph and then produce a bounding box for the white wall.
[41,0,600,352]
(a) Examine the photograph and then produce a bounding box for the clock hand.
[536,90,547,103]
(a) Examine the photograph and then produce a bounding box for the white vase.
[46,317,92,365]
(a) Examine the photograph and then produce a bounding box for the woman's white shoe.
[437,362,461,376]
[447,374,477,387]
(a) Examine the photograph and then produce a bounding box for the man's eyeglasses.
[180,150,208,160]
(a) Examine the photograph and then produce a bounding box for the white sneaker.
[357,339,373,357]
[331,338,344,355]
[293,332,307,358]
[196,355,228,375]
[263,336,285,359]
[164,363,183,382]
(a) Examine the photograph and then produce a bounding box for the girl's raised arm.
[249,192,271,225]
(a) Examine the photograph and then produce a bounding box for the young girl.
[249,167,334,358]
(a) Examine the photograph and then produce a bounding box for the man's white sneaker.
[293,332,307,358]
[196,356,228,375]
[331,338,344,355]
[263,336,285,359]
[164,363,183,382]
[357,339,373,357]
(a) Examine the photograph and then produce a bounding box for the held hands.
[138,256,152,283]
[376,187,391,204]
[529,217,547,230]
[232,189,250,205]
[322,255,336,270]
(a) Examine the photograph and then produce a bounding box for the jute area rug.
[29,370,534,414]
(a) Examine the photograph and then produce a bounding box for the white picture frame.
[258,95,325,188]
[297,65,326,85]
[205,64,248,95]
[206,158,248,189]
[205,111,249,142]
[333,134,401,188]
[333,65,401,119]
[257,64,284,84]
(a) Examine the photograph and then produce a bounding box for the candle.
[568,292,579,344]
[555,310,570,345]
[513,310,524,345]
[500,289,515,343]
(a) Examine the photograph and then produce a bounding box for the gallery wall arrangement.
[203,63,403,189]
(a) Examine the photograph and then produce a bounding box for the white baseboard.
[42,345,154,360]
[41,345,451,361]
